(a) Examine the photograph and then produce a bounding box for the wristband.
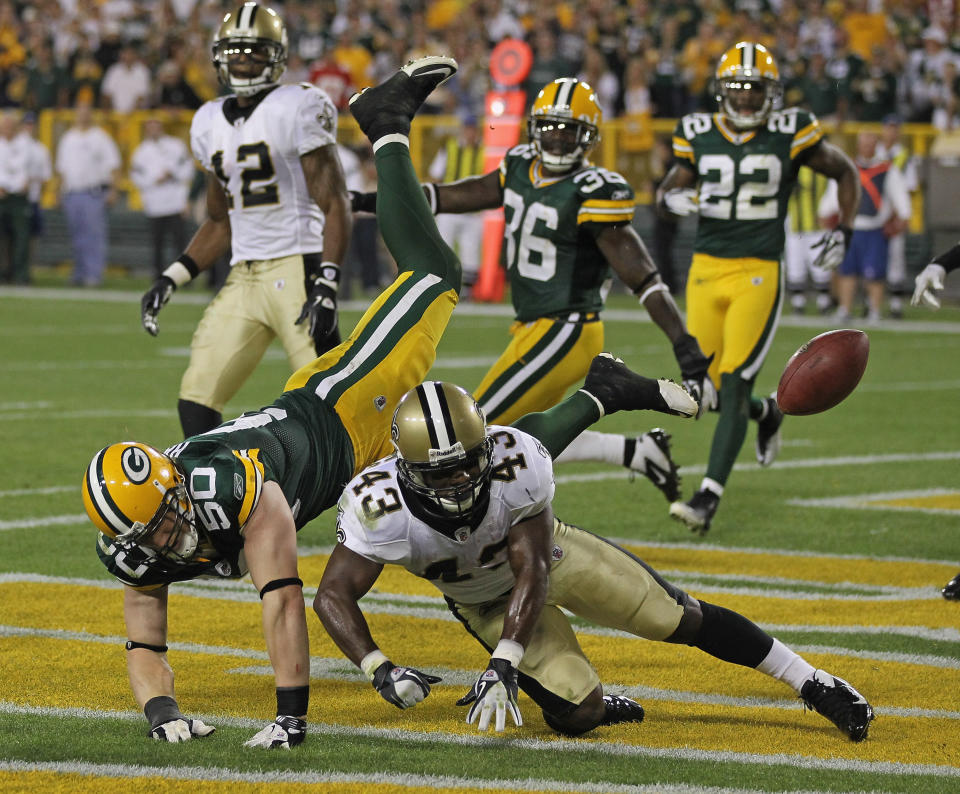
[162,254,200,288]
[315,261,341,291]
[491,638,524,668]
[360,649,390,681]
[637,281,669,305]
[144,695,182,728]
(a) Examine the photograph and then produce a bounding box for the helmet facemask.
[717,76,781,129]
[119,481,201,565]
[212,3,288,97]
[528,117,599,172]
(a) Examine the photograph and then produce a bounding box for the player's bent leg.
[541,686,606,735]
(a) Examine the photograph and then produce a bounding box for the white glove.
[811,226,852,272]
[457,658,522,733]
[243,715,306,749]
[662,188,699,217]
[912,263,947,309]
[149,717,215,742]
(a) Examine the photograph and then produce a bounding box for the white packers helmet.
[212,2,288,97]
[391,382,495,529]
[82,441,201,568]
[528,78,602,172]
[714,42,782,129]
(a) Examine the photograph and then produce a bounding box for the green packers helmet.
[528,78,601,172]
[212,2,288,97]
[714,42,782,129]
[391,382,495,527]
[82,441,201,567]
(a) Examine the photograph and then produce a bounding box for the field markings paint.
[789,489,960,515]
[0,702,957,781]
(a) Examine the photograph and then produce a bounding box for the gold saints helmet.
[391,381,495,528]
[714,41,782,129]
[82,441,201,566]
[527,78,602,172]
[212,2,288,97]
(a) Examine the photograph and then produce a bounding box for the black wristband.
[259,576,303,599]
[177,253,200,278]
[126,640,168,653]
[144,695,182,728]
[933,242,960,273]
[276,684,309,717]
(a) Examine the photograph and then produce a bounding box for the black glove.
[372,660,442,709]
[243,715,307,749]
[456,657,522,732]
[141,275,176,337]
[144,695,215,742]
[297,262,340,353]
[672,333,717,419]
[349,189,377,213]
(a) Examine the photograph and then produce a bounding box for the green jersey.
[97,388,354,589]
[498,143,635,322]
[672,108,824,260]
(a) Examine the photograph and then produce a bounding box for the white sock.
[371,133,410,153]
[755,638,816,692]
[699,477,724,498]
[555,430,625,465]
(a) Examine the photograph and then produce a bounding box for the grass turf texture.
[1,279,959,792]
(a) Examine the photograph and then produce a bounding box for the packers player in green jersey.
[658,42,860,534]
[80,57,696,751]
[352,78,713,505]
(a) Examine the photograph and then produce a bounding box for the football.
[776,329,870,416]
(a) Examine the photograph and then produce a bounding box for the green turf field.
[1,276,958,793]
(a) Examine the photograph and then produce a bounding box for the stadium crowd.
[0,0,957,126]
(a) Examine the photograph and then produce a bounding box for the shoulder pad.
[677,113,714,141]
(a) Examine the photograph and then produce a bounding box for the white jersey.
[336,426,555,605]
[190,83,338,264]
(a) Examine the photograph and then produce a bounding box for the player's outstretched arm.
[806,142,860,272]
[913,243,960,308]
[124,586,216,741]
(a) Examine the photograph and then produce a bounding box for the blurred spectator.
[904,25,958,123]
[677,18,726,113]
[67,35,104,107]
[23,42,70,111]
[851,45,899,122]
[820,131,911,323]
[930,59,960,130]
[648,135,680,294]
[154,59,202,110]
[16,111,52,267]
[55,103,121,287]
[428,115,485,293]
[876,114,920,318]
[789,52,841,120]
[578,46,619,121]
[797,0,836,58]
[101,43,151,112]
[309,52,354,111]
[330,31,373,93]
[784,166,834,315]
[94,22,125,72]
[841,0,890,61]
[649,18,687,117]
[130,117,194,278]
[523,26,577,110]
[0,2,26,73]
[823,27,863,123]
[0,111,32,284]
[339,142,384,298]
[483,0,525,43]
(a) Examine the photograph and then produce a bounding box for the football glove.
[672,333,717,419]
[296,262,340,353]
[661,188,699,217]
[140,276,175,336]
[457,657,522,732]
[243,715,307,749]
[349,190,377,214]
[149,717,216,742]
[911,263,947,309]
[811,225,852,272]
[372,660,442,709]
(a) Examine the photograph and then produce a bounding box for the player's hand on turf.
[243,715,306,749]
[672,333,717,419]
[149,716,215,742]
[371,660,442,709]
[811,225,852,272]
[297,263,340,352]
[911,263,946,309]
[140,275,175,336]
[457,658,522,732]
[662,188,699,217]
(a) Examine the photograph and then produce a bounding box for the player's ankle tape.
[276,685,309,717]
[144,695,182,728]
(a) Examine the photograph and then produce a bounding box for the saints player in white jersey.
[140,2,352,437]
[659,42,860,534]
[351,78,715,506]
[316,381,874,741]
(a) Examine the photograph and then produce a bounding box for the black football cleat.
[943,571,960,600]
[755,394,784,466]
[800,670,874,742]
[581,353,697,418]
[627,429,681,503]
[669,488,720,534]
[600,694,645,727]
[349,55,458,142]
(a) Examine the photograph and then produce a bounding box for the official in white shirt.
[130,118,196,277]
[0,111,33,284]
[55,103,121,286]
